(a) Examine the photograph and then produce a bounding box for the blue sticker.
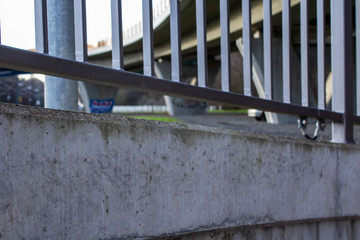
[90,99,115,113]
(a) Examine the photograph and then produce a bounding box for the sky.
[0,0,161,50]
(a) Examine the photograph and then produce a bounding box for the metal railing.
[0,0,359,143]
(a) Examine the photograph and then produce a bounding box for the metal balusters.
[282,0,291,103]
[170,0,182,82]
[331,0,354,143]
[242,0,252,96]
[111,0,124,70]
[74,0,88,62]
[196,0,208,87]
[34,0,48,53]
[343,0,355,143]
[8,0,360,143]
[220,0,231,92]
[142,0,154,76]
[317,0,325,110]
[301,0,309,107]
[0,44,345,121]
[357,0,360,116]
[263,0,272,100]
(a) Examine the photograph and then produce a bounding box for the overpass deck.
[89,0,309,70]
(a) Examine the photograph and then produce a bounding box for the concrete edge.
[1,103,359,150]
[152,216,360,240]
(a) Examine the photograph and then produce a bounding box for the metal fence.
[0,0,359,143]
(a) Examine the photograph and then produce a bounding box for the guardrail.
[0,0,358,143]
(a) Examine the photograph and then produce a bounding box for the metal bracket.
[298,117,326,140]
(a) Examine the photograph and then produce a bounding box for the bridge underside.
[89,0,325,72]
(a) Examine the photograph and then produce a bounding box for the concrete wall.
[171,218,360,240]
[0,103,359,239]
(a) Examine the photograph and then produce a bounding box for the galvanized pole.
[45,0,78,111]
[331,0,354,143]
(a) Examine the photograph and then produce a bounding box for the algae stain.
[170,128,196,146]
[256,154,262,169]
[129,124,138,142]
[98,124,120,146]
[99,125,110,143]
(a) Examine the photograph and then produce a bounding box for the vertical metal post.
[220,0,231,92]
[142,0,154,76]
[74,0,88,62]
[34,0,48,53]
[46,0,78,111]
[196,0,208,87]
[242,0,252,96]
[263,0,272,99]
[317,0,325,110]
[331,0,354,143]
[301,0,309,106]
[282,0,291,103]
[170,0,182,82]
[357,0,360,116]
[111,0,124,70]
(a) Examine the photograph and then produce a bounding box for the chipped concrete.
[0,103,359,239]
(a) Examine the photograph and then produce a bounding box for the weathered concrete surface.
[167,218,360,240]
[0,103,360,239]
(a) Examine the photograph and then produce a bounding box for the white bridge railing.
[0,0,359,143]
[122,0,170,46]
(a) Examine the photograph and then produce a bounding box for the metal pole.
[142,0,155,76]
[242,0,252,96]
[170,0,182,82]
[282,0,291,103]
[331,0,354,143]
[263,0,273,100]
[317,0,325,110]
[196,0,208,88]
[45,0,78,111]
[220,0,230,92]
[300,0,309,107]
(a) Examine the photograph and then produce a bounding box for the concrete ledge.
[0,103,359,239]
[160,217,360,240]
